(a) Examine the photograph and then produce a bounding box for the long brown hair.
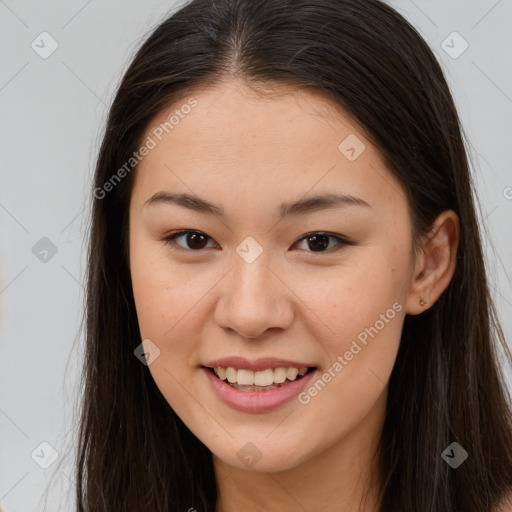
[75,0,512,510]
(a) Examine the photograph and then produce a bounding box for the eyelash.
[161,229,355,254]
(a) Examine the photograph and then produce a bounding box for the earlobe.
[405,209,460,315]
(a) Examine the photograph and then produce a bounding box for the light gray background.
[0,1,511,510]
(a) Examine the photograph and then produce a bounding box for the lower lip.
[202,366,317,413]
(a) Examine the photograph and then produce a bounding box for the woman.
[76,0,512,510]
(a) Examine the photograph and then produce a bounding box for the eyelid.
[162,229,355,254]
[295,231,355,251]
[162,229,219,252]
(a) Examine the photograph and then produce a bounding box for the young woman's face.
[129,80,416,473]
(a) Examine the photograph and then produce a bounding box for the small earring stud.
[419,297,428,307]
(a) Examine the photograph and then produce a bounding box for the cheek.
[131,266,202,355]
[294,267,405,431]
[307,258,406,340]
[129,236,208,419]
[294,244,409,393]
[130,233,181,368]
[130,226,191,335]
[129,231,222,372]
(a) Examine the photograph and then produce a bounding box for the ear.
[406,209,460,315]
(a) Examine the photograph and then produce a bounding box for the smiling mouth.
[204,366,317,391]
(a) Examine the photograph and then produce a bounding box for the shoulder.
[495,491,512,512]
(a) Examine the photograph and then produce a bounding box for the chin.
[210,437,312,473]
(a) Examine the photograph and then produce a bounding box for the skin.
[128,79,460,512]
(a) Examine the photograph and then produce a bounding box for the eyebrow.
[144,191,371,219]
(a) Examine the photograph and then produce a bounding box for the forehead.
[144,80,361,156]
[131,79,406,217]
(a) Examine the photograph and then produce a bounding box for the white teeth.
[213,366,311,386]
[254,368,274,387]
[237,369,254,386]
[225,367,237,383]
[273,367,287,383]
[287,367,299,380]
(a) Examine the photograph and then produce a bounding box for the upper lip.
[202,356,316,372]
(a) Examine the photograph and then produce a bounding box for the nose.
[213,251,294,339]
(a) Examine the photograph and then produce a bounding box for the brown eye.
[162,230,354,254]
[295,232,354,253]
[163,230,217,251]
